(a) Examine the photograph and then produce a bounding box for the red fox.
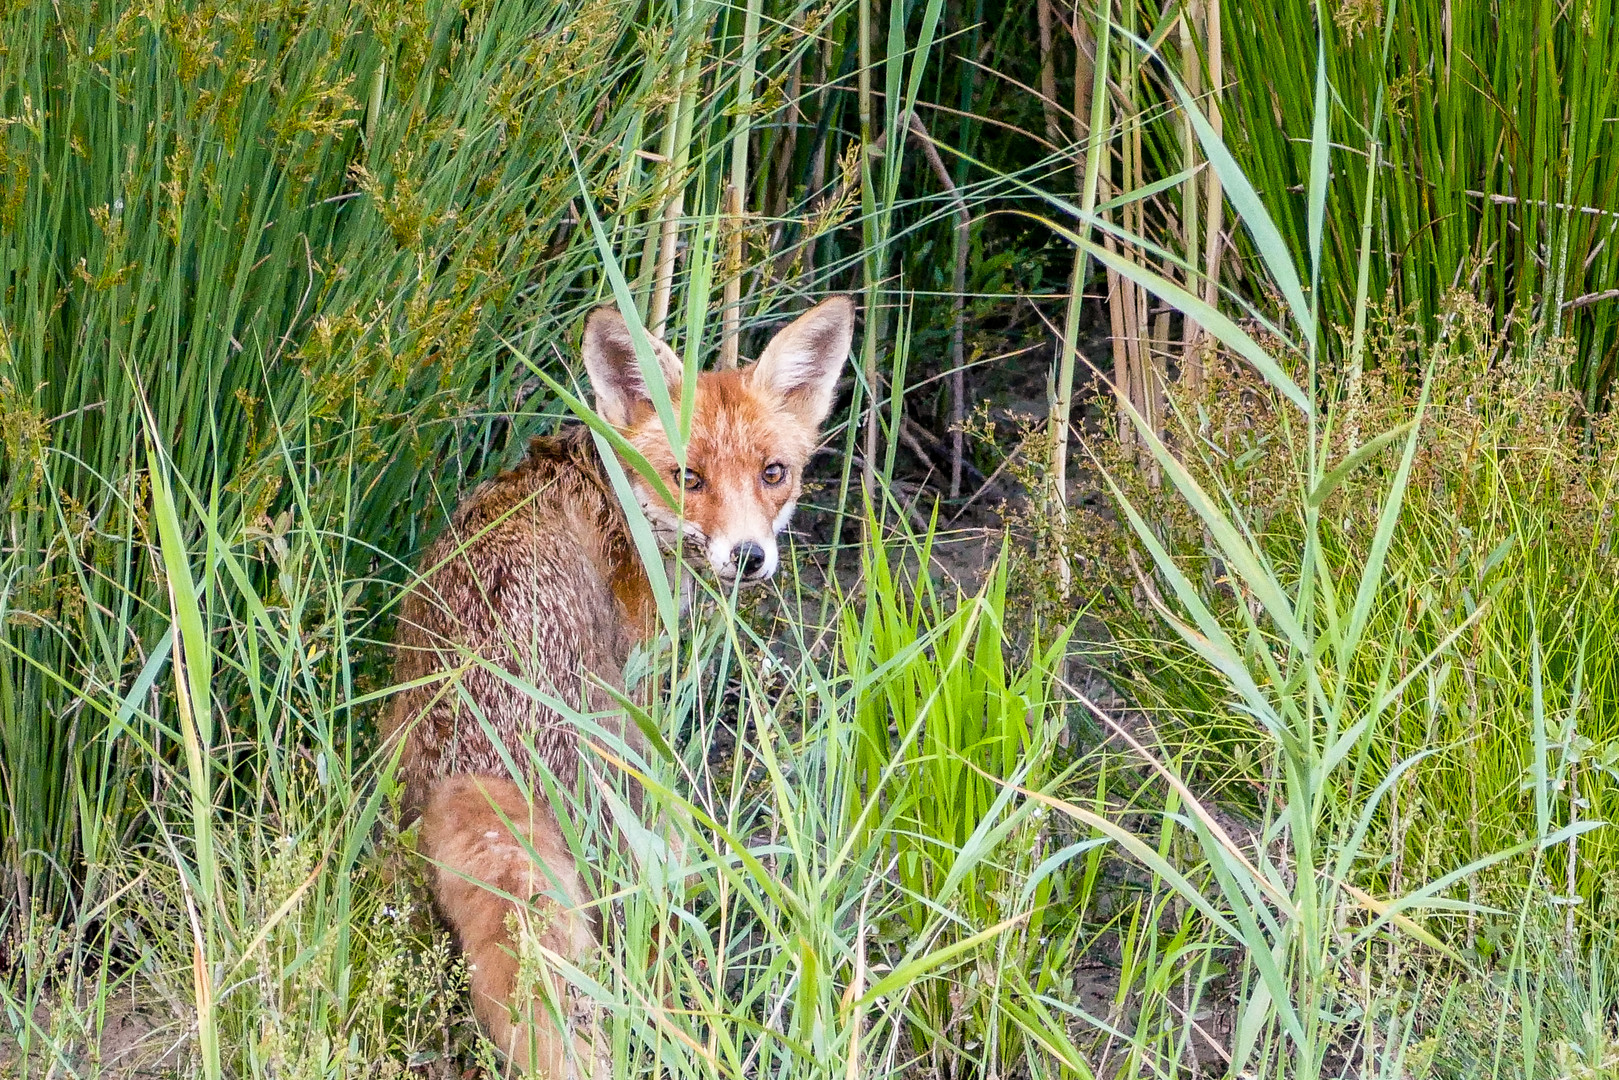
[384,297,854,1075]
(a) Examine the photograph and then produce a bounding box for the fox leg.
[419,774,604,1077]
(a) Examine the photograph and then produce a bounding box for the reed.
[1222,0,1619,408]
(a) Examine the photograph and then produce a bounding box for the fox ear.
[748,296,855,427]
[582,307,685,427]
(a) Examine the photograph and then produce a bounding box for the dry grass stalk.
[905,111,969,497]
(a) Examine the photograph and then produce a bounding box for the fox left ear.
[748,296,855,427]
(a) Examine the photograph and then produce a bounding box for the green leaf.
[1341,367,1433,658]
[1306,29,1330,299]
[1080,235,1311,413]
[1308,420,1416,507]
[569,140,688,461]
[1166,49,1316,351]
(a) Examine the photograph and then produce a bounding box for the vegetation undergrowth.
[1079,293,1619,941]
[1006,14,1619,1071]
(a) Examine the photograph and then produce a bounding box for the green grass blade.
[1341,368,1433,660]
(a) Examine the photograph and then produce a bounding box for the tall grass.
[0,1,1094,1073]
[1222,0,1619,408]
[839,529,1075,1065]
[0,0,985,920]
[0,485,1099,1077]
[1023,7,1619,1075]
[1085,301,1619,939]
[0,0,673,915]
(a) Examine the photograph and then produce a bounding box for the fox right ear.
[581,307,685,428]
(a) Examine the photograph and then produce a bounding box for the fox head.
[582,297,854,585]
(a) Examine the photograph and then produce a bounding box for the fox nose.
[732,541,768,579]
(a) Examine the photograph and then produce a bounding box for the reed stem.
[720,0,763,368]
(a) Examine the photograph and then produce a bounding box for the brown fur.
[385,423,653,824]
[384,298,853,1075]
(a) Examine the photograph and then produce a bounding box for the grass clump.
[838,529,1077,1069]
[1076,293,1619,941]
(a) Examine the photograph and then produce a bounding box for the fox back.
[384,423,652,822]
[384,297,854,1074]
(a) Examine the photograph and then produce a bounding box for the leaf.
[1081,235,1310,413]
[1114,393,1312,658]
[1166,49,1316,351]
[1342,367,1433,658]
[568,138,687,460]
[1306,30,1330,297]
[1308,420,1416,507]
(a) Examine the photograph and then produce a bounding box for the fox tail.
[418,774,605,1077]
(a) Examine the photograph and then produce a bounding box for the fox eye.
[678,468,704,492]
[761,463,788,486]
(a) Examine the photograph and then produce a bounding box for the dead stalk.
[1036,0,1065,148]
[905,111,970,497]
[651,36,702,338]
[1179,0,1205,388]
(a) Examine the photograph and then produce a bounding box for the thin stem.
[651,13,704,338]
[1199,0,1225,317]
[858,0,879,500]
[905,111,969,498]
[1050,1,1111,594]
[720,0,763,368]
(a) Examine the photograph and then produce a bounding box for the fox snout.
[729,540,770,580]
[708,531,777,585]
[581,297,855,588]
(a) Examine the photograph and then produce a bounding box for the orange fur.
[386,298,854,1075]
[419,776,601,1075]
